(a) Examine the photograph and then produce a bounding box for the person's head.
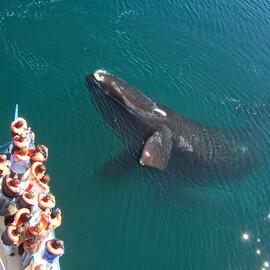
[20,212,32,224]
[51,239,63,249]
[42,194,53,202]
[0,155,7,163]
[24,191,35,200]
[36,164,46,173]
[36,145,43,152]
[10,178,19,187]
[40,175,50,185]
[15,120,24,128]
[18,146,28,156]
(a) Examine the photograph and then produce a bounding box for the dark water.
[1,1,270,269]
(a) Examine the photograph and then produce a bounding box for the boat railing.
[0,258,6,270]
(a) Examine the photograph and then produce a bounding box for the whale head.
[86,69,168,122]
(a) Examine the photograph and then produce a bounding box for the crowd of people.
[0,117,64,270]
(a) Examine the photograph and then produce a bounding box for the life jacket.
[39,212,50,231]
[27,212,50,237]
[31,152,46,162]
[30,162,45,181]
[27,226,39,237]
[43,240,64,263]
[13,208,30,227]
[1,225,20,246]
[10,118,27,136]
[16,192,37,210]
[38,194,55,211]
[37,179,49,193]
[2,177,20,199]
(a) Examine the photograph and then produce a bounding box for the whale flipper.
[140,126,173,171]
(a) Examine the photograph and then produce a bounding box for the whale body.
[86,69,254,173]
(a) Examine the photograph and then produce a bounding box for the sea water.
[1,1,270,269]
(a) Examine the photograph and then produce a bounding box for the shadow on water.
[93,141,263,210]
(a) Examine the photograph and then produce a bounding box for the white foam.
[153,108,167,116]
[256,249,261,255]
[264,261,269,268]
[242,233,249,240]
[94,69,107,82]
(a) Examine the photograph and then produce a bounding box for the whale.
[86,69,255,174]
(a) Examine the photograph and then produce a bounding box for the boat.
[0,105,63,270]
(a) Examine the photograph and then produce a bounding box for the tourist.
[0,177,21,215]
[13,133,30,149]
[22,234,44,259]
[38,193,55,211]
[29,144,48,163]
[10,117,27,137]
[29,162,46,181]
[16,191,37,211]
[27,211,51,238]
[43,239,64,264]
[1,225,23,256]
[5,208,32,228]
[25,174,50,194]
[10,146,31,180]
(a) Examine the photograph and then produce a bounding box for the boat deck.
[0,105,62,270]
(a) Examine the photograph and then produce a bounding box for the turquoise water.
[1,0,270,269]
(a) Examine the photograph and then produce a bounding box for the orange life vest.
[28,212,50,236]
[38,194,55,210]
[31,152,46,162]
[7,225,20,244]
[16,192,37,210]
[30,162,45,181]
[46,240,64,256]
[13,208,31,227]
[2,177,20,199]
[10,118,27,136]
